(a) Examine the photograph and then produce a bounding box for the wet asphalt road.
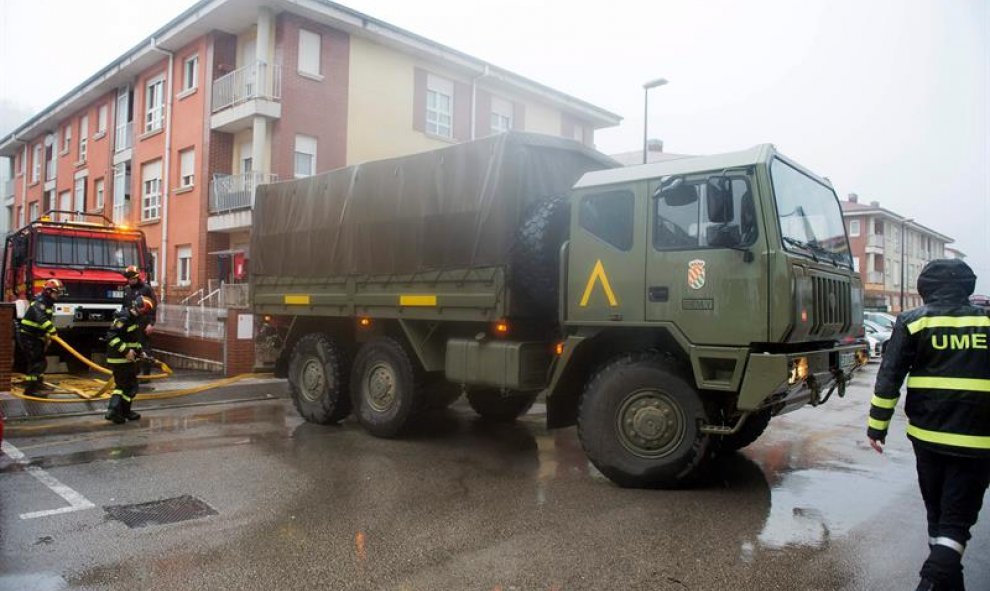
[1,364,987,591]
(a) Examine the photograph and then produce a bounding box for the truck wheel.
[716,409,772,452]
[288,333,351,424]
[466,389,538,422]
[578,355,710,488]
[512,195,570,314]
[351,337,421,438]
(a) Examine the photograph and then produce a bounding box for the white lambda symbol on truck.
[580,259,619,307]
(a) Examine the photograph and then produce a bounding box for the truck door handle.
[648,286,668,302]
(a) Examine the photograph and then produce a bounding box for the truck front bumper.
[736,342,868,413]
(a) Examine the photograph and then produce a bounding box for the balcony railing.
[866,234,884,249]
[45,160,56,181]
[2,179,13,198]
[212,61,282,113]
[210,172,277,214]
[866,271,884,285]
[115,121,133,152]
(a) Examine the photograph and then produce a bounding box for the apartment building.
[0,0,620,304]
[841,194,953,313]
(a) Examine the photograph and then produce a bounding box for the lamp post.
[899,217,913,312]
[643,77,668,164]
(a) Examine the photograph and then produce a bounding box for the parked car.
[970,294,990,311]
[864,311,897,331]
[863,319,891,361]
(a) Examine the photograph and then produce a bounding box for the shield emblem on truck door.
[687,260,706,290]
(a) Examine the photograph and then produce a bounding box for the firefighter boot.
[23,378,45,398]
[121,397,141,421]
[104,395,126,424]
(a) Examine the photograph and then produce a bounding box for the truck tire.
[512,195,570,314]
[716,408,772,452]
[350,337,422,438]
[578,355,710,488]
[466,389,538,422]
[287,333,351,424]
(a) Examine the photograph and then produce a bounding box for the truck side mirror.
[706,176,734,223]
[655,176,697,206]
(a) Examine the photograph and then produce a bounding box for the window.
[17,151,24,175]
[294,135,317,178]
[426,74,453,138]
[31,144,41,183]
[59,190,71,220]
[29,202,39,221]
[16,206,23,227]
[141,160,162,220]
[177,246,192,286]
[73,178,86,214]
[97,104,108,135]
[653,176,758,251]
[853,256,860,273]
[848,219,860,237]
[179,148,195,188]
[35,234,140,268]
[95,178,105,209]
[490,96,513,135]
[79,115,89,162]
[182,54,199,91]
[147,249,158,285]
[579,190,635,251]
[145,76,165,132]
[298,29,321,76]
[113,163,129,223]
[62,124,72,154]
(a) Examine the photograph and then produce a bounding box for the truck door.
[566,184,647,323]
[645,173,767,346]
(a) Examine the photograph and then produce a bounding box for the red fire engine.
[3,211,151,355]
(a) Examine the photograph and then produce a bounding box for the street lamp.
[643,77,669,164]
[900,217,914,312]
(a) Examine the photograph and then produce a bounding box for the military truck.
[251,132,864,488]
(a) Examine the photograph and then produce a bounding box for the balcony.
[45,160,56,182]
[208,172,276,232]
[865,234,884,253]
[865,271,884,287]
[2,179,13,198]
[210,61,282,132]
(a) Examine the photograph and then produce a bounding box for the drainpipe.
[150,37,174,303]
[470,65,492,140]
[8,133,28,229]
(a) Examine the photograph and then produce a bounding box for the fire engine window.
[36,234,141,269]
[579,190,635,251]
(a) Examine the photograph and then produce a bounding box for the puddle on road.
[0,573,67,591]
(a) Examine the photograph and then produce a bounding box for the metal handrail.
[212,61,282,112]
[210,172,277,213]
[198,288,221,306]
[179,288,204,305]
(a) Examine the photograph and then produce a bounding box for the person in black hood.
[867,259,990,591]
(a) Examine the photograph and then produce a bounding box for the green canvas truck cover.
[251,132,617,278]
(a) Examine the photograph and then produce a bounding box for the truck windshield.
[771,159,852,268]
[35,234,141,269]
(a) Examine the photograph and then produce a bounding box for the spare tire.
[512,195,571,315]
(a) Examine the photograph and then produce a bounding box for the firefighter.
[104,295,155,424]
[17,279,62,397]
[867,259,990,591]
[121,265,158,376]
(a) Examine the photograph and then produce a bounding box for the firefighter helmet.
[123,265,140,279]
[134,295,155,315]
[43,278,64,294]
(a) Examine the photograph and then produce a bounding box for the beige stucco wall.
[346,37,450,165]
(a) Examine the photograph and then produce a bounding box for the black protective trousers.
[16,332,47,383]
[914,442,990,588]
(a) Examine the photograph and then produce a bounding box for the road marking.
[2,440,96,520]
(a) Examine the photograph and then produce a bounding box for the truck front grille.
[810,274,851,337]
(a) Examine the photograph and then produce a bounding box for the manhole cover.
[104,495,217,529]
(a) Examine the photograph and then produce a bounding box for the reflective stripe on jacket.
[19,295,56,339]
[105,309,143,364]
[869,309,990,456]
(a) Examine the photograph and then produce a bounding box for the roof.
[840,200,953,243]
[608,150,692,167]
[0,0,621,157]
[576,144,833,190]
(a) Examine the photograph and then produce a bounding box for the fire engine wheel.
[466,389,538,422]
[350,337,422,438]
[578,355,710,489]
[287,333,351,425]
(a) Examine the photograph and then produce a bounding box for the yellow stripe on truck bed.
[284,294,311,305]
[400,295,437,307]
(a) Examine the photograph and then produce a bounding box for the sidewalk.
[1,369,287,421]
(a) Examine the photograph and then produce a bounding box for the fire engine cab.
[2,211,151,338]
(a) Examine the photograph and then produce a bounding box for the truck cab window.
[654,176,757,251]
[578,189,635,251]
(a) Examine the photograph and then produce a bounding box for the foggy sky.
[1,0,986,293]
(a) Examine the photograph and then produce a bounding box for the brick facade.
[223,309,256,377]
[0,304,14,391]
